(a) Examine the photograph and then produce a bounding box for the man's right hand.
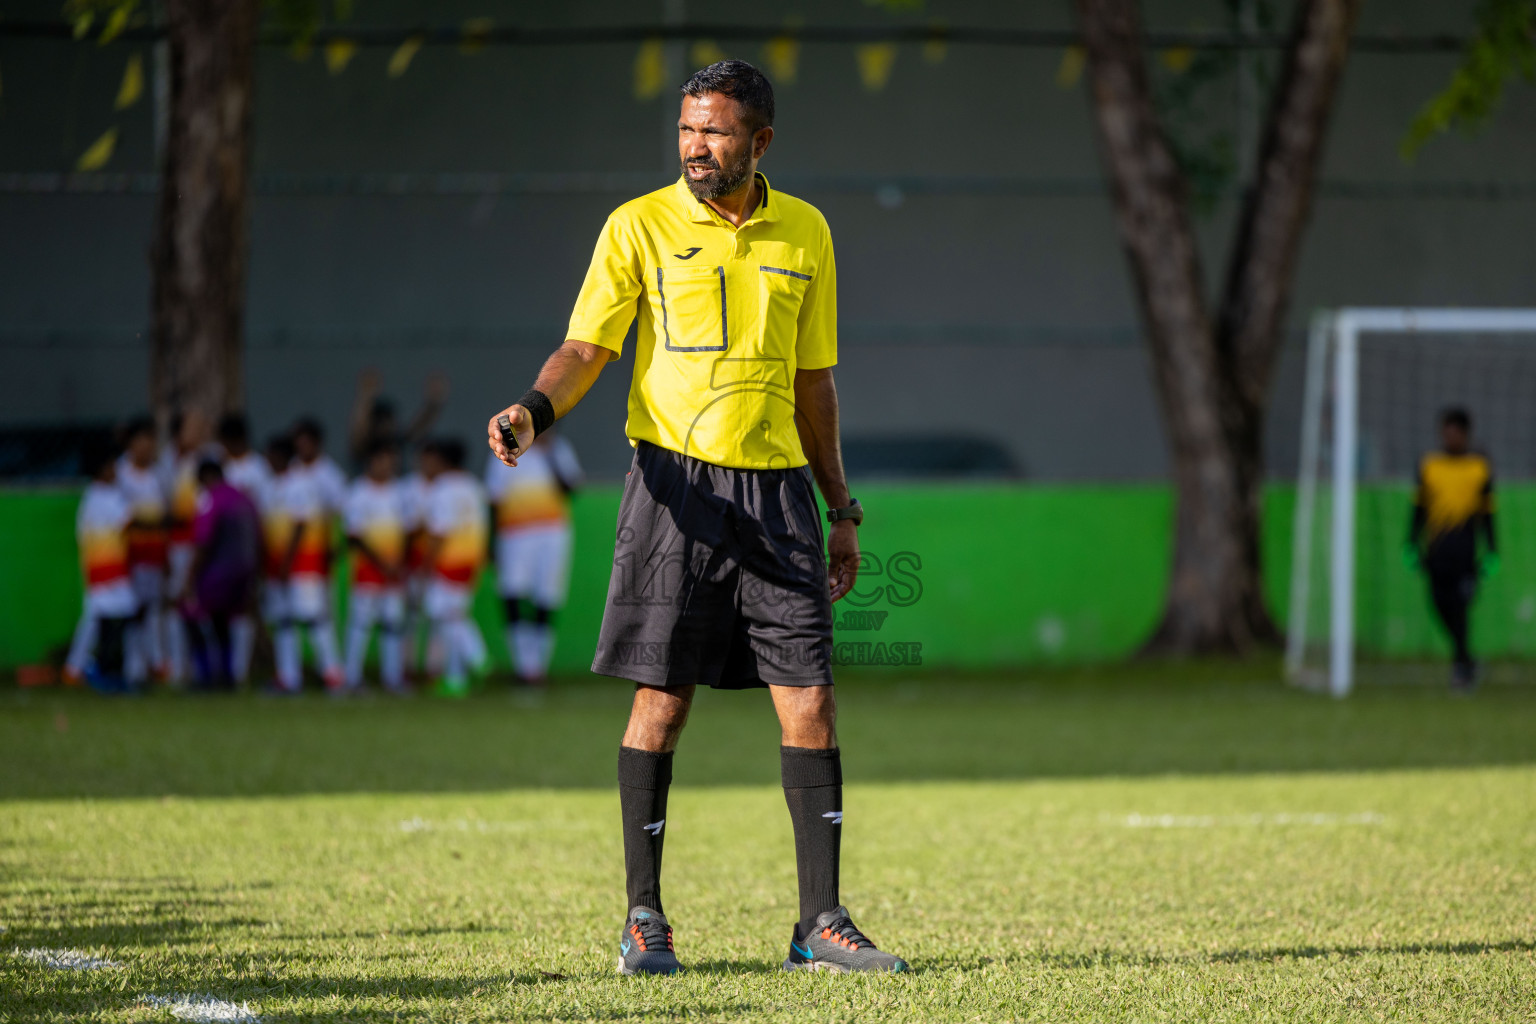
[488,404,536,467]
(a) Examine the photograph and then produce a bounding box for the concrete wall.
[2,0,1534,480]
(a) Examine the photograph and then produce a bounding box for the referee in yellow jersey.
[487,61,906,976]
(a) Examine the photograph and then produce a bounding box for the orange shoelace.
[821,926,860,950]
[629,922,673,951]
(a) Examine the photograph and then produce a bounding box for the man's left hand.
[828,519,859,603]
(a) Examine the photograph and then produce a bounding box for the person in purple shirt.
[183,459,262,689]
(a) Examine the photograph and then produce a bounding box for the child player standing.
[66,441,142,690]
[116,416,169,679]
[343,439,411,693]
[420,438,488,697]
[262,434,345,692]
[484,429,583,684]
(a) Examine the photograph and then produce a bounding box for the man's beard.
[682,150,753,201]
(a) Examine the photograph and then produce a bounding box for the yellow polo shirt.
[566,173,837,470]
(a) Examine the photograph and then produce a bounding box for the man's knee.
[773,683,837,748]
[623,683,694,752]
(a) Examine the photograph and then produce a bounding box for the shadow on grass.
[2,662,1534,799]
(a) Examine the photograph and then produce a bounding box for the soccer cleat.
[783,906,908,974]
[617,906,682,976]
[433,675,469,698]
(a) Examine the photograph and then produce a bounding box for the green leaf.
[1402,0,1536,158]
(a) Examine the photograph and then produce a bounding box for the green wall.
[5,482,1530,674]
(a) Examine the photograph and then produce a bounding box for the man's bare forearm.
[794,367,851,509]
[533,341,613,419]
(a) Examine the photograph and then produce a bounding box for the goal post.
[1285,308,1536,697]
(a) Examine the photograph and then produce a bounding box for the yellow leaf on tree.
[99,4,131,45]
[633,39,665,100]
[72,11,94,39]
[460,18,493,55]
[1056,45,1085,88]
[115,53,144,109]
[690,40,726,69]
[922,21,947,64]
[762,36,799,84]
[77,127,119,171]
[1159,47,1194,73]
[325,37,357,74]
[855,43,897,92]
[388,35,424,78]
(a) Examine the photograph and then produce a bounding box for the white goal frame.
[1285,308,1536,698]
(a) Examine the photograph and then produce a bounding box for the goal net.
[1285,309,1536,696]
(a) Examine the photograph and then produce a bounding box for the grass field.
[3,663,1535,1022]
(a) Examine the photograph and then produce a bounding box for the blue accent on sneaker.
[792,942,814,960]
[620,939,631,955]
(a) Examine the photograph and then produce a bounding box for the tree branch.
[1218,0,1361,409]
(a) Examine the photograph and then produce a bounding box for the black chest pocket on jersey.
[758,265,811,326]
[658,265,728,352]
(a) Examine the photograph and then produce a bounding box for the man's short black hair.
[292,416,324,442]
[123,414,156,443]
[218,412,249,445]
[366,436,399,461]
[1442,407,1472,431]
[266,434,295,461]
[196,458,225,486]
[681,60,775,133]
[80,437,118,480]
[434,437,467,470]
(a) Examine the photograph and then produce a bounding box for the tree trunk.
[149,0,259,428]
[1076,0,1359,654]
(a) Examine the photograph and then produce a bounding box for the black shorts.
[591,441,835,689]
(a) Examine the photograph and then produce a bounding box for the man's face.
[419,451,444,480]
[267,448,290,474]
[678,93,771,202]
[293,432,319,462]
[367,449,398,482]
[1442,422,1470,454]
[178,410,209,452]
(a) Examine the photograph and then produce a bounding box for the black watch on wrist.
[826,498,863,526]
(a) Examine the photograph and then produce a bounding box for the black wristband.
[517,388,556,439]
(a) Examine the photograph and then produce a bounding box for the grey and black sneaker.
[783,906,908,973]
[617,906,682,976]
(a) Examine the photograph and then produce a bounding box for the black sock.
[618,746,673,915]
[781,745,842,939]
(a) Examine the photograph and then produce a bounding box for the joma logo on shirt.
[672,246,703,260]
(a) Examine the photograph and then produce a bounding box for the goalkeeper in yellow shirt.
[1405,408,1497,691]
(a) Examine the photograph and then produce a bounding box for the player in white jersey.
[261,435,344,692]
[115,416,169,677]
[217,413,271,683]
[398,465,431,678]
[419,438,489,697]
[159,409,215,685]
[343,440,411,692]
[67,443,143,690]
[292,417,349,516]
[484,430,582,683]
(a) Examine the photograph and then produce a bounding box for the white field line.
[1114,811,1386,829]
[13,947,123,970]
[140,994,260,1023]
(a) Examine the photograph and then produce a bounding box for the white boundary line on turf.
[140,994,261,1023]
[1113,811,1386,828]
[13,947,123,970]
